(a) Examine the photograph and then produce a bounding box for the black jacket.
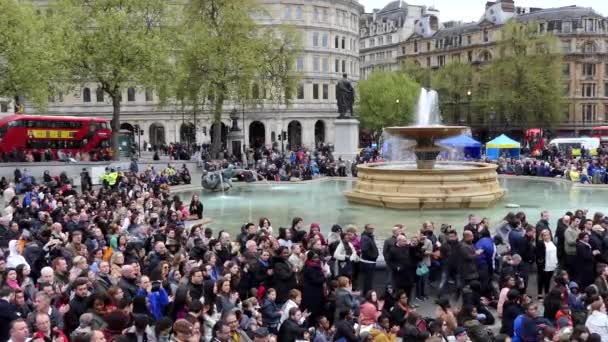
[382,236,396,264]
[535,219,551,241]
[302,263,325,316]
[360,231,379,262]
[441,240,462,272]
[119,277,139,301]
[188,282,204,302]
[277,318,307,342]
[0,299,21,342]
[386,244,415,290]
[334,318,358,342]
[555,219,568,258]
[272,257,297,304]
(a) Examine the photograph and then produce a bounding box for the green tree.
[401,60,431,88]
[431,62,474,123]
[174,0,300,158]
[357,72,420,135]
[49,0,174,159]
[0,0,56,109]
[480,21,564,130]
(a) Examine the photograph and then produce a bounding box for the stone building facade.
[17,0,363,150]
[397,0,608,135]
[359,0,427,79]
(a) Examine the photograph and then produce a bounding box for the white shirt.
[544,240,558,272]
[586,311,608,342]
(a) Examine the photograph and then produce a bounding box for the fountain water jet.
[345,88,505,209]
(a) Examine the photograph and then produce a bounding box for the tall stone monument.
[334,73,359,161]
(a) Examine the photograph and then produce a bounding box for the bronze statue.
[336,73,354,118]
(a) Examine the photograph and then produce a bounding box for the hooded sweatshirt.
[7,239,29,268]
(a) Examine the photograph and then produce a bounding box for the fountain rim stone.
[357,161,498,175]
[384,125,468,139]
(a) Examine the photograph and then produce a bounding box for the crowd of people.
[0,148,114,163]
[4,153,608,342]
[197,145,353,182]
[494,154,608,185]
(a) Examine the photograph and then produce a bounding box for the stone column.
[242,119,249,151]
[301,120,315,149]
[264,120,273,147]
[140,122,150,151]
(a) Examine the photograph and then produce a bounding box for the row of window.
[579,83,608,98]
[295,84,330,100]
[410,20,607,55]
[304,56,357,75]
[285,5,358,30]
[25,140,83,149]
[8,120,83,129]
[312,32,357,51]
[362,50,395,62]
[540,18,607,34]
[81,87,153,103]
[410,29,490,54]
[581,104,608,122]
[412,50,483,67]
[362,34,394,49]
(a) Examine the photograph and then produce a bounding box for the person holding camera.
[136,275,169,320]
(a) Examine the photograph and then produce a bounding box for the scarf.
[258,259,269,268]
[305,259,321,268]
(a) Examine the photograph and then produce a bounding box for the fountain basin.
[345,161,506,209]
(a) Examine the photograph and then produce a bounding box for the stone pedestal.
[226,131,244,159]
[333,118,359,161]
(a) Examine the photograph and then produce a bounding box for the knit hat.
[454,327,467,336]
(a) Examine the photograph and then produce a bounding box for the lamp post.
[395,99,400,118]
[466,90,472,125]
[133,124,141,157]
[489,111,496,140]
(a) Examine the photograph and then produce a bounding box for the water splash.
[415,88,441,126]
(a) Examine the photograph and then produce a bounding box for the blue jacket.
[474,237,495,271]
[136,287,169,320]
[260,299,282,328]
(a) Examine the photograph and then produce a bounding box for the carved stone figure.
[336,73,354,118]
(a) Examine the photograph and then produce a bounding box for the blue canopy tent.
[439,134,482,159]
[486,134,521,160]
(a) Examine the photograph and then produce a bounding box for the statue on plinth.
[336,73,354,118]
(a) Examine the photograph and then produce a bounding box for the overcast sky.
[358,0,607,22]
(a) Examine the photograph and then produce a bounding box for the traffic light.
[282,131,287,141]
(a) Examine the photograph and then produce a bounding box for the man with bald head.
[386,233,415,301]
[461,230,481,288]
[119,264,139,300]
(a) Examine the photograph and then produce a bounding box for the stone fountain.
[345,88,505,209]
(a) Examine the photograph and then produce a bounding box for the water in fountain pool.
[184,178,603,236]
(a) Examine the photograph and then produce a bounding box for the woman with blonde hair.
[110,251,125,279]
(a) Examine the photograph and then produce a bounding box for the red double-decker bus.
[0,114,112,158]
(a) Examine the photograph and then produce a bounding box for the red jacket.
[33,329,68,342]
